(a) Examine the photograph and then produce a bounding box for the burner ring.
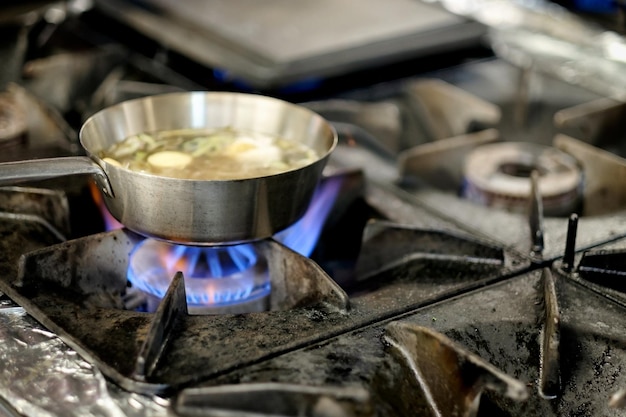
[462,142,582,216]
[0,93,27,145]
[127,239,271,313]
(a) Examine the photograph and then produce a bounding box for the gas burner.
[128,239,270,314]
[0,92,27,147]
[462,142,583,217]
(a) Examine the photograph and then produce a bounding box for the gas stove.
[2,1,626,417]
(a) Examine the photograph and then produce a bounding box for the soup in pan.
[99,127,319,180]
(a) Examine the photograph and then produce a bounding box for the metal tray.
[95,0,485,88]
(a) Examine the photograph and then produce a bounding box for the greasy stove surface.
[3,4,626,417]
[4,181,626,416]
[205,269,626,417]
[0,187,527,392]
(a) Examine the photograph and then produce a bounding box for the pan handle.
[0,156,114,197]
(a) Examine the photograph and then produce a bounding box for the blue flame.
[128,240,269,307]
[163,244,257,278]
[275,176,343,256]
[127,177,342,308]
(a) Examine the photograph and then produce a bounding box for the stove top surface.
[2,2,626,416]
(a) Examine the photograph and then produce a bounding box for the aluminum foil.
[424,0,626,99]
[0,298,168,417]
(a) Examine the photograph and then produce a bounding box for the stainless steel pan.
[0,92,337,245]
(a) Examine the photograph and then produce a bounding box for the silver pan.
[0,92,337,245]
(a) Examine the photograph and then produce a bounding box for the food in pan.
[99,127,319,180]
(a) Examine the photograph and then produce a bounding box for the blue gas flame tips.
[275,176,343,257]
[128,240,269,308]
[127,178,342,310]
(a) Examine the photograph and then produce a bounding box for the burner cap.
[462,142,582,216]
[0,93,27,146]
